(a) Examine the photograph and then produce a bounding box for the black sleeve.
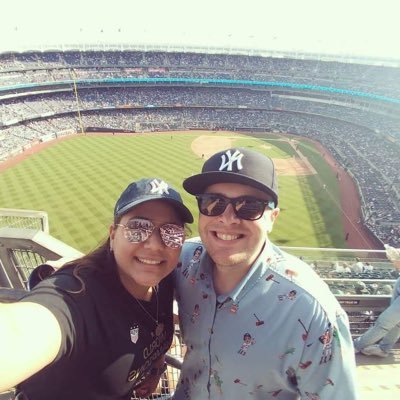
[19,271,88,362]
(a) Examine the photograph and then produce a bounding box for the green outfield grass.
[0,132,347,253]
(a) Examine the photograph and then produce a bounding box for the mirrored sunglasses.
[196,193,275,221]
[115,218,185,248]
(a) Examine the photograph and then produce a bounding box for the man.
[174,147,358,399]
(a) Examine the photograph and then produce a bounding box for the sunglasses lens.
[123,229,148,243]
[160,224,185,248]
[235,198,265,220]
[197,194,228,216]
[124,219,153,243]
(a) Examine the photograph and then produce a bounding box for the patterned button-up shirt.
[174,238,358,400]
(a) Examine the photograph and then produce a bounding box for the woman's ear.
[109,224,116,242]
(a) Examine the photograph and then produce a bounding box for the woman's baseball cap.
[183,148,278,206]
[114,178,193,223]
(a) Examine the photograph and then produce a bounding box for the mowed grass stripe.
[274,176,318,247]
[298,142,346,248]
[0,132,345,253]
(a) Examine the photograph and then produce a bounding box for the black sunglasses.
[196,193,275,221]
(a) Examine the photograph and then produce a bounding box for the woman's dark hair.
[59,214,124,293]
[59,238,114,294]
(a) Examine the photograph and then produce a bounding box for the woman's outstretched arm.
[0,301,62,392]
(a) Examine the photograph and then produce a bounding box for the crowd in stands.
[0,50,399,248]
[1,87,399,137]
[1,50,400,98]
[308,257,399,297]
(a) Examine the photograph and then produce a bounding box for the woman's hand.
[133,357,167,398]
[133,371,164,398]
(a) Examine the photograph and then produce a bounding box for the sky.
[1,0,400,60]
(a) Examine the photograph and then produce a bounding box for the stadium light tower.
[69,69,85,135]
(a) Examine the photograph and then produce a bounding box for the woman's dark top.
[17,266,174,400]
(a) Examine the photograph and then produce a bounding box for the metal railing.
[0,227,83,289]
[0,208,50,234]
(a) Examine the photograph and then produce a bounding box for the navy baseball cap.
[183,148,278,206]
[114,178,193,223]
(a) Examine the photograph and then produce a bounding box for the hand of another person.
[133,372,163,398]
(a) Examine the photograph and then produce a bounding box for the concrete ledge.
[356,344,400,400]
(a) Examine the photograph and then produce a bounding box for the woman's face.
[110,200,183,297]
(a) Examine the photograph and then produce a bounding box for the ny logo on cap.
[219,149,244,171]
[150,179,169,195]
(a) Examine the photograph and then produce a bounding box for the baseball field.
[0,131,347,253]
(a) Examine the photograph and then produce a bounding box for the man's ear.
[271,208,280,223]
[267,208,280,233]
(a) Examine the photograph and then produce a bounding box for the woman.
[0,177,193,400]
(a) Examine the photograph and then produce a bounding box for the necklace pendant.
[155,322,164,336]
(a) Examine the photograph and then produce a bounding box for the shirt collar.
[214,240,277,304]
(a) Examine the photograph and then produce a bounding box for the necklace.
[133,286,164,336]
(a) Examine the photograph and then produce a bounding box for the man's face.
[198,182,279,272]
